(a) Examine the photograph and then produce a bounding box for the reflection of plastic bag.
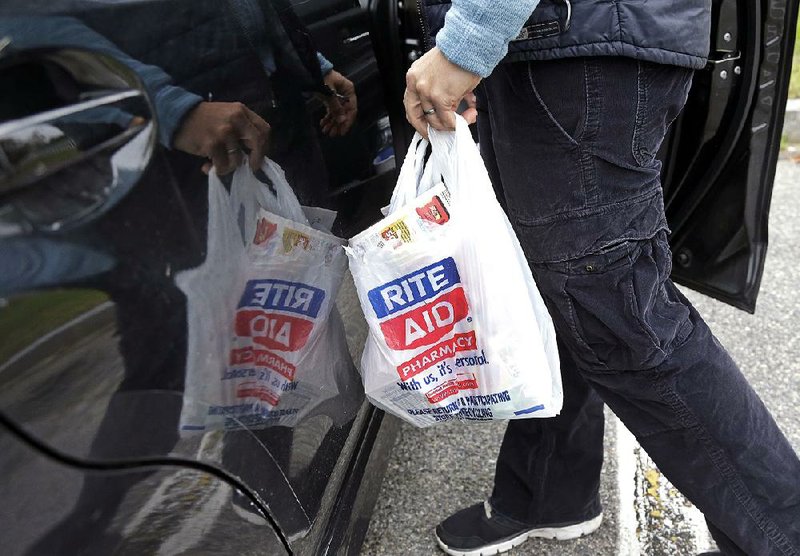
[177,160,348,434]
[346,116,562,428]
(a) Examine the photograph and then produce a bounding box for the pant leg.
[490,337,605,525]
[477,93,606,525]
[481,56,800,554]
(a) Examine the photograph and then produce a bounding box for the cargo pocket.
[533,232,694,373]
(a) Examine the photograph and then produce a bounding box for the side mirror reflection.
[0,47,155,236]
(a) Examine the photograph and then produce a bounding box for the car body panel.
[0,0,400,553]
[0,425,289,556]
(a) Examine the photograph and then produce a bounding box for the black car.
[0,1,796,555]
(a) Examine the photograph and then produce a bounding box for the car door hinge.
[706,51,742,80]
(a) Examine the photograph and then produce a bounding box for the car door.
[0,1,402,554]
[660,0,799,312]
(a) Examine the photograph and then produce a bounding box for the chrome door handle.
[343,31,370,45]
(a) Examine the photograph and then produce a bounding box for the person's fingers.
[203,103,247,173]
[237,133,263,171]
[201,161,213,175]
[320,96,354,137]
[210,142,239,175]
[336,114,352,135]
[408,92,457,132]
[236,130,262,170]
[461,107,478,125]
[409,110,429,138]
[424,97,454,131]
[320,98,344,137]
[411,74,455,131]
[337,105,356,135]
[461,91,478,124]
[321,115,342,137]
[405,101,430,138]
[420,106,436,125]
[320,116,332,135]
[242,105,270,135]
[442,109,457,130]
[423,112,447,131]
[404,77,430,138]
[239,106,270,170]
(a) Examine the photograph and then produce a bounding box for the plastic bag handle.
[387,115,480,214]
[206,169,247,259]
[258,158,308,223]
[388,133,429,214]
[427,115,481,199]
[228,158,310,246]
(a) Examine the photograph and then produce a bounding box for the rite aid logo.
[367,258,470,351]
[235,279,325,352]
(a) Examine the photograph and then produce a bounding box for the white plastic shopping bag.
[346,116,562,427]
[176,159,348,434]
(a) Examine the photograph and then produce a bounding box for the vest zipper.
[415,0,432,52]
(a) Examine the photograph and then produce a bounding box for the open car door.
[661,0,799,313]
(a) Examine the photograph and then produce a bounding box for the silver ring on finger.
[227,147,239,154]
[422,107,436,116]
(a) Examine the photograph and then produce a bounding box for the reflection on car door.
[0,0,401,554]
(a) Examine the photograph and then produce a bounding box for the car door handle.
[0,47,156,235]
[0,89,145,196]
[343,31,370,45]
[0,89,142,144]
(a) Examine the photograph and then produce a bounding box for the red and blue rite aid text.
[227,279,327,407]
[368,258,480,381]
[235,279,325,352]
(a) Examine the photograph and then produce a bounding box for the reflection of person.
[173,66,357,175]
[403,2,800,556]
[166,0,358,175]
[1,6,356,177]
[1,4,359,552]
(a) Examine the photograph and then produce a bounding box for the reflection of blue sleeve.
[0,16,202,148]
[317,53,334,76]
[58,106,135,129]
[0,239,115,295]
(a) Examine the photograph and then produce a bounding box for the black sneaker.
[435,501,603,556]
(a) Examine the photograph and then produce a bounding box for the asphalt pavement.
[361,160,800,556]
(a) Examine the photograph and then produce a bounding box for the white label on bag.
[350,183,452,253]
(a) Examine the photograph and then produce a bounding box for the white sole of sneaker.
[435,514,603,556]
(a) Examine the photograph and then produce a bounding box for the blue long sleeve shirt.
[435,0,540,77]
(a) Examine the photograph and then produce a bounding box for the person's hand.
[404,47,481,138]
[128,116,147,129]
[320,70,357,137]
[173,102,271,175]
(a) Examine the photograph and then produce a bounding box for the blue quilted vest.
[422,0,712,70]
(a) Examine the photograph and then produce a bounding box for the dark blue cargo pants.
[477,56,800,555]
